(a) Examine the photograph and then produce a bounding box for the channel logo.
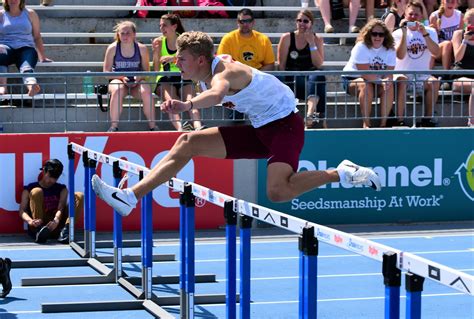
[455,151,474,201]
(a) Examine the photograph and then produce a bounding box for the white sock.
[123,188,138,206]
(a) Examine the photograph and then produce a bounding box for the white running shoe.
[337,160,382,191]
[91,174,135,216]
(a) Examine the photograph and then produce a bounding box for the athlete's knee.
[29,187,44,200]
[267,186,292,203]
[74,192,84,207]
[172,133,195,158]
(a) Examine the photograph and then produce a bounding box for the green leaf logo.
[455,151,474,201]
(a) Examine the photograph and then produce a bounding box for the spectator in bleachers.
[103,21,157,132]
[277,9,327,129]
[314,0,363,33]
[342,19,396,128]
[381,0,408,31]
[429,0,463,87]
[152,14,203,131]
[217,8,275,71]
[452,8,474,127]
[0,0,51,98]
[393,0,440,127]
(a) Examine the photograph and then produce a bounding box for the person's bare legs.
[453,78,474,126]
[161,84,182,131]
[108,80,127,129]
[379,82,394,127]
[349,79,373,128]
[424,76,440,118]
[365,0,375,20]
[182,84,203,129]
[395,75,407,122]
[266,162,339,202]
[132,83,156,129]
[316,0,334,32]
[349,0,361,31]
[131,127,227,199]
[26,80,41,97]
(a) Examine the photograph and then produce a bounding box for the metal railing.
[0,70,472,133]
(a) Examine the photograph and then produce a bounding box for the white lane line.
[4,310,41,314]
[165,292,467,308]
[12,283,118,289]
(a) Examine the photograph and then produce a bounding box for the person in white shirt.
[393,0,440,127]
[342,19,396,128]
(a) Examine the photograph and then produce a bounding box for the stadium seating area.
[0,0,470,132]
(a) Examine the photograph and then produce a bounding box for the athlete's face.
[175,49,200,80]
[160,19,176,37]
[237,14,255,35]
[41,173,58,188]
[118,26,135,44]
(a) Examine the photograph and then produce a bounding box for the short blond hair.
[176,31,214,63]
[464,8,474,23]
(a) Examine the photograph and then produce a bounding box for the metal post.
[299,226,318,319]
[180,184,195,319]
[224,200,237,319]
[112,161,123,282]
[382,252,401,319]
[405,272,424,319]
[82,151,90,257]
[67,144,75,243]
[179,189,186,319]
[239,214,252,319]
[88,159,97,258]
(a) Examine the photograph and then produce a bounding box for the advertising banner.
[258,129,474,224]
[0,132,232,233]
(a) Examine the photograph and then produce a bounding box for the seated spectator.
[342,20,396,128]
[314,0,363,33]
[452,8,474,127]
[0,0,51,98]
[104,21,156,132]
[277,9,327,129]
[429,0,463,86]
[393,0,440,127]
[217,8,275,71]
[18,159,84,244]
[0,257,12,298]
[381,0,408,32]
[153,14,203,131]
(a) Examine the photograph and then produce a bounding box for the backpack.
[196,0,229,18]
[134,0,168,18]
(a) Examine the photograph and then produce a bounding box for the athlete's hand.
[29,218,42,228]
[161,99,189,114]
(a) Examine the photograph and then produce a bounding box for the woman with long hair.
[382,0,408,31]
[0,0,51,97]
[342,19,396,128]
[152,14,203,131]
[452,8,474,127]
[103,21,156,132]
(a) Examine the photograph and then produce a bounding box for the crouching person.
[19,159,83,244]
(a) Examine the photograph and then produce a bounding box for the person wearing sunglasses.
[342,19,396,128]
[277,10,327,129]
[217,8,275,72]
[393,0,440,127]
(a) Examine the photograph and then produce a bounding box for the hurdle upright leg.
[113,161,123,282]
[299,226,318,319]
[224,200,237,319]
[180,184,195,319]
[383,252,401,319]
[67,144,76,243]
[82,151,91,258]
[87,158,97,258]
[239,214,253,319]
[405,272,424,319]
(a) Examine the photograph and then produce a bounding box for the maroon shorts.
[218,112,305,172]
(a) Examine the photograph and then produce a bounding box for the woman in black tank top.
[452,9,474,126]
[277,10,327,129]
[381,0,407,32]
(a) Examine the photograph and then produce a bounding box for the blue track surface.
[1,232,473,318]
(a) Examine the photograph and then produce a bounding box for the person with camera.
[392,0,440,127]
[103,21,157,132]
[18,159,84,244]
[452,8,474,127]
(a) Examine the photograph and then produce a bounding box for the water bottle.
[83,70,94,95]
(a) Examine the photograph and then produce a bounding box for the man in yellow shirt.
[217,8,275,71]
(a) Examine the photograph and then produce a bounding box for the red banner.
[0,132,233,233]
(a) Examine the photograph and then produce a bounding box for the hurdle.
[34,142,473,318]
